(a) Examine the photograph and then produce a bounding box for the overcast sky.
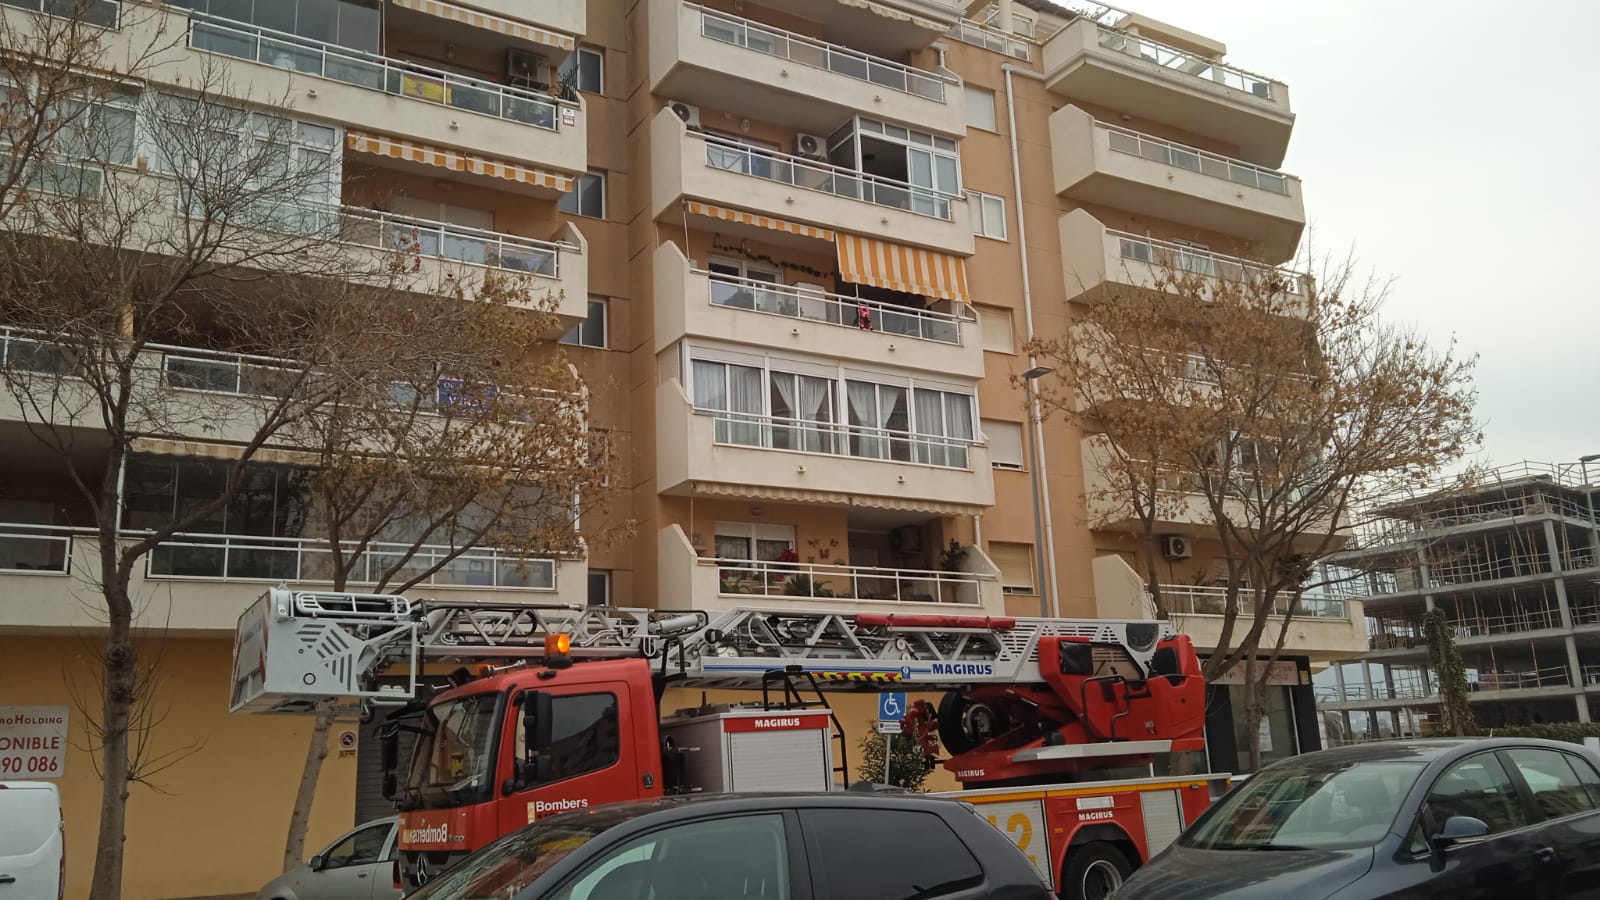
[1114,0,1597,469]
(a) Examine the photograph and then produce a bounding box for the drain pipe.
[1002,62,1061,616]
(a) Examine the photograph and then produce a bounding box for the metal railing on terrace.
[697,409,977,470]
[692,3,950,102]
[1472,666,1572,692]
[1162,584,1348,619]
[705,270,967,345]
[147,532,558,589]
[1109,229,1307,294]
[187,13,574,131]
[1316,682,1432,704]
[1100,122,1292,195]
[0,523,74,575]
[1094,27,1275,100]
[700,133,958,220]
[946,19,1032,61]
[341,207,571,278]
[1,0,118,27]
[703,557,988,605]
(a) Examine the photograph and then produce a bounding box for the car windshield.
[406,818,612,900]
[403,690,503,809]
[1182,758,1426,851]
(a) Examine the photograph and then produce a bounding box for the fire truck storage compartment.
[660,709,834,793]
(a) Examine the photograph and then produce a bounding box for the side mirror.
[519,691,554,788]
[1430,815,1489,863]
[309,854,326,871]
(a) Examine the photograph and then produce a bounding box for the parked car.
[405,792,1054,900]
[1117,737,1600,899]
[257,817,401,900]
[0,781,64,900]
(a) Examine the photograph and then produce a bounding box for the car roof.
[1265,736,1595,769]
[537,790,962,831]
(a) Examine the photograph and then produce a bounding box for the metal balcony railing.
[697,409,976,470]
[0,523,74,575]
[692,3,949,101]
[187,13,573,131]
[341,207,569,278]
[1162,584,1348,619]
[946,19,1032,61]
[700,133,957,220]
[1094,26,1275,100]
[704,556,987,605]
[1108,229,1307,293]
[705,271,966,345]
[1100,122,1292,195]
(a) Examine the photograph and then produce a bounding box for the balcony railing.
[1162,584,1348,619]
[701,133,956,220]
[187,13,570,131]
[1472,666,1572,692]
[704,556,985,605]
[1315,682,1432,704]
[146,532,557,590]
[946,19,1032,61]
[341,207,568,278]
[0,523,73,575]
[1101,122,1291,195]
[693,3,948,101]
[1110,229,1306,294]
[1096,28,1275,100]
[706,271,966,345]
[1,0,119,27]
[698,409,976,469]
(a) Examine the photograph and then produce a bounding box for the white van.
[0,782,64,900]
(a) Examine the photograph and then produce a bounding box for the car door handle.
[358,872,370,878]
[1534,847,1558,863]
[0,875,15,885]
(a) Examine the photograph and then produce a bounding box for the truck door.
[496,679,644,838]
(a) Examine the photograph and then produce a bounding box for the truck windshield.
[404,691,504,809]
[1181,758,1425,851]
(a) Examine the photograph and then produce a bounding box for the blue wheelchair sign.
[878,691,907,722]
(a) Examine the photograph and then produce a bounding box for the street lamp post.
[1022,366,1053,618]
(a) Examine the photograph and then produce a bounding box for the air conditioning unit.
[669,100,702,130]
[794,132,828,161]
[1160,535,1192,560]
[889,526,923,555]
[506,48,551,86]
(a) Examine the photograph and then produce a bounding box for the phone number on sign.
[0,754,61,775]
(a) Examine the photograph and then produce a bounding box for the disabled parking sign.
[876,692,906,734]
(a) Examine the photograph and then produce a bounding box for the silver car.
[257,817,402,900]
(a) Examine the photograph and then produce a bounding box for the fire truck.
[229,588,1231,900]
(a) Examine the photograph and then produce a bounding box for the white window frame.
[560,171,606,219]
[977,306,1014,354]
[560,297,608,349]
[991,542,1036,595]
[586,569,611,607]
[713,521,796,561]
[561,46,604,95]
[971,191,1007,240]
[984,419,1024,471]
[963,85,997,132]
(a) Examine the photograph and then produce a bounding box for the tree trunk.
[284,709,336,871]
[1243,661,1264,772]
[88,576,135,900]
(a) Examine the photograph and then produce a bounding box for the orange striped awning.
[684,200,835,242]
[836,233,972,303]
[389,0,575,51]
[345,131,574,192]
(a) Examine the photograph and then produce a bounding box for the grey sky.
[1113,0,1598,467]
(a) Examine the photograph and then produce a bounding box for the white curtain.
[846,381,883,459]
[883,386,910,461]
[944,393,974,468]
[770,373,799,450]
[727,364,764,446]
[692,360,726,410]
[798,375,834,453]
[913,388,945,466]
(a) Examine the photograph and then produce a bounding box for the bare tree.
[1026,248,1478,770]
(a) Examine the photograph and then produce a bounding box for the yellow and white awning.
[836,233,971,303]
[389,0,576,51]
[834,0,948,32]
[689,481,983,517]
[133,438,322,467]
[684,200,835,242]
[346,130,574,192]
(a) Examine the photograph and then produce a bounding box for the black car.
[1118,737,1600,900]
[404,792,1054,900]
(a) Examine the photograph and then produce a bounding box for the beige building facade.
[0,0,1361,896]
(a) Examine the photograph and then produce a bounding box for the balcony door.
[391,198,496,265]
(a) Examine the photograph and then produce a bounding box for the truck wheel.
[1061,842,1132,900]
[937,691,978,754]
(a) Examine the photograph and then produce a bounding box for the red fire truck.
[230,589,1231,900]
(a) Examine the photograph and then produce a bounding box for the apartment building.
[1317,462,1600,743]
[0,0,1362,894]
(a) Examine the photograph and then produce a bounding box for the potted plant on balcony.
[782,574,835,598]
[937,540,970,604]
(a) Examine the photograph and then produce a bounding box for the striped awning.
[346,130,574,192]
[690,481,982,517]
[836,233,972,303]
[684,200,835,242]
[835,0,947,32]
[133,437,322,467]
[389,0,575,51]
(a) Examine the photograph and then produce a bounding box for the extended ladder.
[230,588,1176,715]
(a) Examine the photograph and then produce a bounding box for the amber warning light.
[544,632,573,668]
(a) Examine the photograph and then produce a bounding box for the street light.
[1022,366,1054,617]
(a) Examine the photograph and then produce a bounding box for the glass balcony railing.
[701,133,956,220]
[1096,28,1275,99]
[692,3,948,102]
[1101,123,1292,195]
[946,19,1031,61]
[0,524,73,574]
[340,207,566,277]
[1109,229,1307,293]
[697,409,976,469]
[706,271,965,345]
[704,556,987,604]
[1163,584,1349,620]
[0,0,118,27]
[186,13,569,131]
[146,532,557,589]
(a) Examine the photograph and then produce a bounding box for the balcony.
[762,0,965,60]
[1058,209,1310,309]
[1050,107,1305,263]
[464,0,584,37]
[650,108,973,256]
[0,524,587,632]
[176,11,586,177]
[1042,18,1293,167]
[657,525,1005,615]
[945,19,1033,61]
[651,0,962,137]
[655,380,994,514]
[651,244,982,378]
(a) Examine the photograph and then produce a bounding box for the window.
[977,306,1014,353]
[319,821,391,869]
[910,387,976,467]
[553,814,790,900]
[1423,753,1530,837]
[559,171,605,218]
[801,809,981,900]
[692,358,764,445]
[559,46,604,95]
[971,191,1007,240]
[990,542,1035,595]
[586,570,611,607]
[560,297,607,348]
[985,419,1024,470]
[963,85,997,131]
[1182,758,1425,851]
[515,693,621,783]
[1505,748,1600,821]
[714,522,795,563]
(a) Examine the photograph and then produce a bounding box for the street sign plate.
[877,691,906,723]
[875,721,903,734]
